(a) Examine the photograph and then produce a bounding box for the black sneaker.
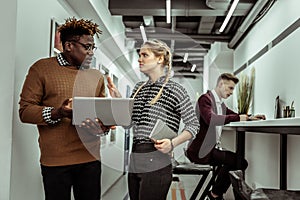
[207,191,224,200]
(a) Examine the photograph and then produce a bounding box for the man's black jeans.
[41,160,101,200]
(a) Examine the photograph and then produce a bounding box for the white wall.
[0,1,17,200]
[233,0,300,189]
[204,42,235,108]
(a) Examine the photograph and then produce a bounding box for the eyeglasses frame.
[69,40,97,52]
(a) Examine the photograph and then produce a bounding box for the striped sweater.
[131,76,199,138]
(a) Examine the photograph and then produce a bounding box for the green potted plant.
[237,68,255,115]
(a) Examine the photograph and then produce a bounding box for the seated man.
[186,73,265,200]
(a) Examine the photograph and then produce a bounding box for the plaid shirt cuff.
[42,107,61,125]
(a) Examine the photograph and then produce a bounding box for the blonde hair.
[132,39,172,105]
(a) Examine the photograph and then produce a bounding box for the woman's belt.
[133,137,153,144]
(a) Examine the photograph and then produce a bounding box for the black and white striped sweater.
[130,76,199,139]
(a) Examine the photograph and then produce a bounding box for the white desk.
[225,118,300,190]
[228,117,300,127]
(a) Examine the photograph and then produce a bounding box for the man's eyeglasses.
[70,40,97,52]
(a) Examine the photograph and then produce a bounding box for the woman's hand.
[154,138,174,154]
[107,76,122,98]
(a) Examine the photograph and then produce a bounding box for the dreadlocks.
[58,17,102,46]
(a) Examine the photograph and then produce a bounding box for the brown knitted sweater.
[19,57,106,166]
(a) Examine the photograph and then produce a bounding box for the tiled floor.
[101,173,235,200]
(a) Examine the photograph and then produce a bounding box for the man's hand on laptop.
[79,118,113,136]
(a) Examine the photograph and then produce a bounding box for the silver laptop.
[72,97,134,126]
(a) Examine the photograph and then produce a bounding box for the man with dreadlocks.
[107,39,199,200]
[19,17,110,200]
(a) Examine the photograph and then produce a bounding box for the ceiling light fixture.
[191,64,196,72]
[219,0,239,33]
[183,53,189,63]
[166,0,171,24]
[139,24,147,42]
[143,16,154,26]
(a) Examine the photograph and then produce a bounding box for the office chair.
[172,161,220,200]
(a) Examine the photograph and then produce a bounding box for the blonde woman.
[108,39,199,200]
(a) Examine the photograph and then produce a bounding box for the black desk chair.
[172,161,220,200]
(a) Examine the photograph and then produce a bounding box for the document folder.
[149,119,177,141]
